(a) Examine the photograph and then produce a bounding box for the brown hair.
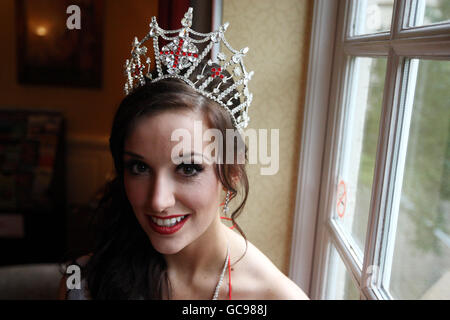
[84,76,249,299]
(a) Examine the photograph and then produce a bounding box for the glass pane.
[352,0,394,36]
[389,60,450,300]
[408,0,450,28]
[335,57,387,255]
[325,243,360,300]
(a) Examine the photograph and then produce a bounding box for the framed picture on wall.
[15,0,104,88]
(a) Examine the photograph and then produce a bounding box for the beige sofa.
[0,264,62,300]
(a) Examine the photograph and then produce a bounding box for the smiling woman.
[122,109,227,257]
[59,7,308,300]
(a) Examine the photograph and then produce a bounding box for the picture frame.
[15,0,104,88]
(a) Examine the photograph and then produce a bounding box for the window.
[290,0,450,300]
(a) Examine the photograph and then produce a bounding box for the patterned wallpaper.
[223,0,313,274]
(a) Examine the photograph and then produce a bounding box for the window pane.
[407,0,450,28]
[352,0,394,36]
[325,243,360,300]
[388,60,450,300]
[335,57,387,255]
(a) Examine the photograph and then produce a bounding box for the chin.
[152,242,183,255]
[149,238,186,255]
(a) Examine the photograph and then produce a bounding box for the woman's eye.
[178,163,204,177]
[125,160,149,175]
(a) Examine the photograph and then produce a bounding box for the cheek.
[123,170,222,215]
[181,174,222,213]
[123,174,149,209]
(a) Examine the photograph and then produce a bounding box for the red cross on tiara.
[159,38,199,69]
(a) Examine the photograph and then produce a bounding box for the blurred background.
[0,0,313,299]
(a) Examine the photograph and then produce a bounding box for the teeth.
[151,215,186,227]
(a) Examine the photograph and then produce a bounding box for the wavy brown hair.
[83,75,249,299]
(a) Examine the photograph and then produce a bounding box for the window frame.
[290,0,450,300]
[288,0,339,296]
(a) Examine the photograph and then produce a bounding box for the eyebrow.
[124,151,144,159]
[123,150,210,161]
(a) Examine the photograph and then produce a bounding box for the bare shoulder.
[263,267,310,300]
[246,242,309,300]
[227,231,309,300]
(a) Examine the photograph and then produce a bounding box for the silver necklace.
[212,243,230,300]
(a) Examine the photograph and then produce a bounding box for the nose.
[148,172,176,213]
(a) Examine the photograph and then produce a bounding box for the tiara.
[124,7,254,131]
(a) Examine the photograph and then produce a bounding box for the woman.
[59,8,308,300]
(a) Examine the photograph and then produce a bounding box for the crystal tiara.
[124,7,254,130]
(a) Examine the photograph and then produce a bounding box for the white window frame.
[289,0,450,299]
[288,0,339,295]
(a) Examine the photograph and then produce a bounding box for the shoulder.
[245,242,309,300]
[228,232,309,300]
[261,269,310,300]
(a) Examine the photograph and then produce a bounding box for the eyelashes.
[177,163,204,177]
[124,159,149,175]
[124,159,204,178]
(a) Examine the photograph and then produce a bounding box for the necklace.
[211,243,230,300]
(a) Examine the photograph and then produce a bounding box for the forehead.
[124,110,210,160]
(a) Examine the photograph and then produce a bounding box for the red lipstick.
[147,214,190,235]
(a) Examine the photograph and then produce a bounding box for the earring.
[221,190,236,230]
[222,190,231,216]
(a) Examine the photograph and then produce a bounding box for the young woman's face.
[123,109,223,255]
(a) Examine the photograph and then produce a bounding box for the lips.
[147,214,190,235]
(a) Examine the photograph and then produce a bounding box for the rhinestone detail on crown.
[124,7,254,131]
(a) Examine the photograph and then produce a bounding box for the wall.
[223,0,313,274]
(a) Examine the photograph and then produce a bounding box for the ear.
[221,173,241,191]
[229,168,242,190]
[231,172,241,186]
